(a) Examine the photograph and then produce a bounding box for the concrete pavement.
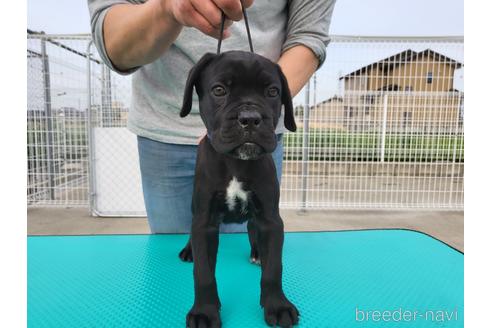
[27,207,463,252]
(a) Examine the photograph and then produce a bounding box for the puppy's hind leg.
[179,238,193,262]
[247,220,261,265]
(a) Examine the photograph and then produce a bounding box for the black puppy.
[179,50,299,328]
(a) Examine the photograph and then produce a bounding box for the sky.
[27,0,464,35]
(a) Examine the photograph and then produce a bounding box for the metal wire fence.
[282,36,464,209]
[27,34,92,206]
[26,33,464,213]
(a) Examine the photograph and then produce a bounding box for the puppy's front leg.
[186,219,221,328]
[257,218,299,327]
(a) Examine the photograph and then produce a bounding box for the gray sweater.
[88,0,335,145]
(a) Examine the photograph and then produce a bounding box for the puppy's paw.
[249,247,261,265]
[262,294,300,327]
[186,304,221,328]
[249,256,261,265]
[179,244,193,262]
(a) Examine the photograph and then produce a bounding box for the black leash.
[216,1,254,54]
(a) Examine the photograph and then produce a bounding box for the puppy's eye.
[212,85,227,97]
[267,87,279,97]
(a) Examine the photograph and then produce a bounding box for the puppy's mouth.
[228,142,265,160]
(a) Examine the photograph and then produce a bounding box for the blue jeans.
[137,135,284,234]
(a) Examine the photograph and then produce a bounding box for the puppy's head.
[180,51,296,160]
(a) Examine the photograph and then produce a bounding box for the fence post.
[380,93,388,162]
[301,79,311,210]
[86,41,97,216]
[41,35,55,200]
[101,65,112,127]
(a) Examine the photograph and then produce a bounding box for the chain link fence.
[27,33,464,213]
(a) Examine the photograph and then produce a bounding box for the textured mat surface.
[28,230,463,327]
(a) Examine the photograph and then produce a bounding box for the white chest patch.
[225,177,249,212]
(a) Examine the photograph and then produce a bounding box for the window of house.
[405,86,413,92]
[344,106,354,118]
[427,72,433,84]
[459,96,464,123]
[403,111,412,127]
[381,84,400,91]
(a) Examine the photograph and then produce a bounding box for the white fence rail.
[27,33,464,213]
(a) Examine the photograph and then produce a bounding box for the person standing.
[88,0,336,233]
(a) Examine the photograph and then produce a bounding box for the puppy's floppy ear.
[276,65,297,132]
[180,53,216,117]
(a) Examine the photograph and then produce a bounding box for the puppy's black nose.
[238,111,262,129]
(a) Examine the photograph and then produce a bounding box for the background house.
[342,49,462,93]
[309,49,464,133]
[305,96,345,130]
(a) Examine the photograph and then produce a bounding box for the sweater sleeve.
[282,0,336,68]
[87,0,144,74]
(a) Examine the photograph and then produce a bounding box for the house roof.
[310,96,343,109]
[320,96,343,104]
[339,49,463,80]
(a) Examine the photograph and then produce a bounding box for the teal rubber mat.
[28,230,463,327]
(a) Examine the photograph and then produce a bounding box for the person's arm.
[88,0,253,73]
[102,0,182,71]
[277,45,318,97]
[277,0,337,96]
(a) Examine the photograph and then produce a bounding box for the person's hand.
[164,0,254,39]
